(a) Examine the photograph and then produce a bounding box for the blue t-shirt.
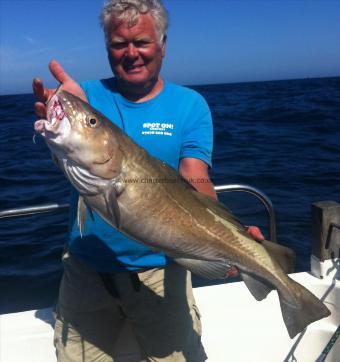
[67,78,213,272]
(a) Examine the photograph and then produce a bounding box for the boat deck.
[1,271,339,362]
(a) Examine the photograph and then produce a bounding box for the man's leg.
[54,252,126,361]
[114,264,207,362]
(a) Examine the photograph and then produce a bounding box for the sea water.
[0,76,339,313]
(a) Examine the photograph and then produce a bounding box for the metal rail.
[215,184,277,242]
[0,203,69,219]
[0,184,277,242]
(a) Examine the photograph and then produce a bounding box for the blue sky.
[0,0,339,95]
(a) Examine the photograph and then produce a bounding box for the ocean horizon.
[2,75,339,97]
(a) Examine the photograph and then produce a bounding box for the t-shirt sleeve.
[80,80,90,97]
[180,93,213,168]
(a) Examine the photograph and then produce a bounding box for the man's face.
[107,13,166,90]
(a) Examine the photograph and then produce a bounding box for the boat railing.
[215,184,277,242]
[0,184,277,242]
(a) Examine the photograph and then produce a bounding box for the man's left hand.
[246,226,265,242]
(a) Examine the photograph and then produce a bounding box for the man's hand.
[33,60,87,118]
[246,226,265,242]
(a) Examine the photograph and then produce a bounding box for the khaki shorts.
[54,252,207,361]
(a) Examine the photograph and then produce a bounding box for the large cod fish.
[34,89,330,338]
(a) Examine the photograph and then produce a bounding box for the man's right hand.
[33,60,87,118]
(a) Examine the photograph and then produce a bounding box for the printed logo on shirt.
[142,122,174,136]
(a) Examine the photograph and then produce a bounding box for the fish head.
[34,89,123,179]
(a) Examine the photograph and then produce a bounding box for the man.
[33,1,263,361]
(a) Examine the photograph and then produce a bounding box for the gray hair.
[100,0,169,45]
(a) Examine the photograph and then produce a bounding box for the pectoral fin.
[77,196,87,237]
[174,257,235,280]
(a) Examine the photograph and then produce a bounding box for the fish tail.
[279,279,330,338]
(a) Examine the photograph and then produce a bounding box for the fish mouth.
[34,91,65,136]
[46,93,65,130]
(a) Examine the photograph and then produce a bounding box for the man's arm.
[179,157,216,199]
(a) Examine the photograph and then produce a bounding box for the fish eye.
[88,118,98,127]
